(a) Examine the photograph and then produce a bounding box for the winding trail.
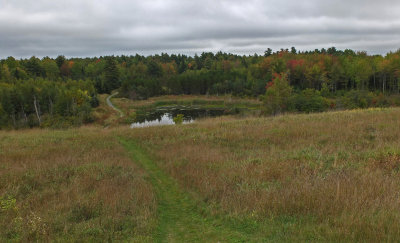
[119,138,260,242]
[106,92,124,118]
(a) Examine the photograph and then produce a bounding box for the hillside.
[2,107,400,241]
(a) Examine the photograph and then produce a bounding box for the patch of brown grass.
[126,94,261,108]
[0,127,156,242]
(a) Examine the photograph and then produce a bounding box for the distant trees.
[0,78,97,128]
[4,47,398,101]
[2,47,400,128]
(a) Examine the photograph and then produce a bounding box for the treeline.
[0,79,98,128]
[263,73,400,115]
[1,47,400,127]
[0,57,100,128]
[120,48,400,98]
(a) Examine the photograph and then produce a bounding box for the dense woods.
[2,47,400,128]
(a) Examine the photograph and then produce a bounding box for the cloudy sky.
[1,0,400,58]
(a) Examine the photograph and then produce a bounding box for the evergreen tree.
[55,55,66,68]
[104,57,120,93]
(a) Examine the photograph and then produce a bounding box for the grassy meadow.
[0,128,156,242]
[2,105,400,241]
[122,107,400,241]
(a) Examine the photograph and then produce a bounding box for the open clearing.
[2,107,400,241]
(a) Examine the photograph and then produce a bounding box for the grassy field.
[0,128,156,242]
[2,106,400,241]
[121,107,400,242]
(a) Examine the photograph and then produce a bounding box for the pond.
[130,106,234,128]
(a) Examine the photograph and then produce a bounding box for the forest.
[1,47,400,128]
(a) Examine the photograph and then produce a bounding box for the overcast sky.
[1,0,400,58]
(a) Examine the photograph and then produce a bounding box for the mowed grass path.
[120,138,259,242]
[4,107,400,241]
[120,107,400,242]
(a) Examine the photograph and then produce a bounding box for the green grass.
[120,138,251,242]
[119,138,347,242]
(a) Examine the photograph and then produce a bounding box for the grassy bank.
[114,94,261,109]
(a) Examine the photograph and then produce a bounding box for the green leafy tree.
[264,73,293,115]
[42,58,59,80]
[293,89,328,113]
[0,65,12,82]
[147,60,162,77]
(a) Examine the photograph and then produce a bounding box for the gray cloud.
[0,0,399,58]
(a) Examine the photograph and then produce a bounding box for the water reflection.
[130,113,193,128]
[130,107,227,128]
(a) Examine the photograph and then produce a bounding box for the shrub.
[292,89,328,113]
[340,90,374,109]
[173,114,184,124]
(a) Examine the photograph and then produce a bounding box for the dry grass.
[92,94,125,126]
[112,94,261,114]
[0,127,156,242]
[121,108,400,241]
[3,106,400,241]
[122,94,261,108]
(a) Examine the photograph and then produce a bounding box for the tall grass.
[122,108,400,241]
[0,127,156,242]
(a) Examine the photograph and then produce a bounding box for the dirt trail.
[106,92,124,117]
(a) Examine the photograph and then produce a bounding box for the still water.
[130,106,227,128]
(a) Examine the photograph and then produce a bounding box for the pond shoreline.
[131,105,232,128]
